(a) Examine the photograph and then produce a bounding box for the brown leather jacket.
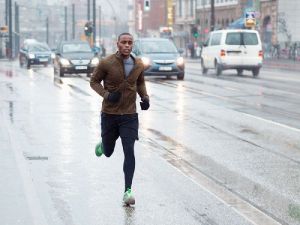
[90,52,149,115]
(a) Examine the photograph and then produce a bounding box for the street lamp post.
[99,5,102,45]
[106,0,118,38]
[46,17,49,44]
[72,4,75,40]
[210,0,215,31]
[92,0,96,45]
[8,0,12,59]
[64,6,67,41]
[87,0,90,21]
[15,2,20,58]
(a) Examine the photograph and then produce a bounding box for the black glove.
[140,97,150,110]
[107,91,121,103]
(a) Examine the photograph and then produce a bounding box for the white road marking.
[241,112,300,133]
[165,153,282,225]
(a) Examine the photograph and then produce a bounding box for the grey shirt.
[123,57,134,78]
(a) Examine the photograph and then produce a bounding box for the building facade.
[173,0,196,49]
[134,0,169,37]
[172,0,280,54]
[277,0,300,44]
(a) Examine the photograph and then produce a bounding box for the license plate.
[227,51,241,55]
[159,66,172,71]
[39,58,48,62]
[75,66,87,70]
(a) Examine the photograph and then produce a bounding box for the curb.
[263,61,300,72]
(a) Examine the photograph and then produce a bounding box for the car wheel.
[87,73,91,77]
[201,59,208,74]
[237,69,243,76]
[252,68,260,77]
[215,61,222,76]
[177,74,184,80]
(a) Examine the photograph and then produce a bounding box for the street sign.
[245,11,256,28]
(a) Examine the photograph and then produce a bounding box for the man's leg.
[119,113,139,191]
[121,137,136,191]
[100,113,119,157]
[118,114,138,205]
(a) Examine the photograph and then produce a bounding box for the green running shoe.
[95,142,103,157]
[123,188,135,205]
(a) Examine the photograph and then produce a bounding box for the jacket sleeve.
[137,70,149,101]
[90,60,109,99]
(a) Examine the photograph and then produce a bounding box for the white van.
[201,29,263,77]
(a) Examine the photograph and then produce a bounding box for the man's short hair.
[118,32,133,41]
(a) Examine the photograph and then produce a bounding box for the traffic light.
[144,0,150,11]
[84,22,93,37]
[191,26,199,38]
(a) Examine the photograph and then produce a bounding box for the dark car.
[132,38,185,80]
[19,40,53,69]
[53,41,99,77]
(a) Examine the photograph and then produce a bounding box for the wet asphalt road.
[0,60,300,225]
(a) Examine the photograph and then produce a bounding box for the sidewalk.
[263,58,300,71]
[185,57,300,72]
[0,108,33,225]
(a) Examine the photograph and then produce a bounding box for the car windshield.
[28,43,50,52]
[62,43,92,53]
[225,32,258,45]
[141,40,178,53]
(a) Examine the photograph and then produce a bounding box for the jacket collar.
[115,51,136,61]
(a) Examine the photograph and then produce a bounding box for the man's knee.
[102,142,115,157]
[104,151,113,157]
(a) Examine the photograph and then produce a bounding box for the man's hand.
[140,97,150,110]
[107,91,121,103]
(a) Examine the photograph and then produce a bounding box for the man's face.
[117,34,133,58]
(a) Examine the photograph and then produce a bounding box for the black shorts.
[101,113,139,141]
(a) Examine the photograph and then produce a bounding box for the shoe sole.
[124,197,135,206]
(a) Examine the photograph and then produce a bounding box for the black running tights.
[121,137,135,192]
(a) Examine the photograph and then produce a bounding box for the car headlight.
[141,57,151,67]
[28,53,35,59]
[60,58,70,66]
[90,57,99,66]
[176,57,184,66]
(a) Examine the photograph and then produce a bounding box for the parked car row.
[132,38,185,80]
[19,39,54,69]
[19,37,185,80]
[18,29,262,79]
[53,41,99,77]
[19,39,100,77]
